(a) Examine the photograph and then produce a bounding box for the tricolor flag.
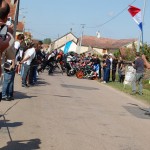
[128,5,142,31]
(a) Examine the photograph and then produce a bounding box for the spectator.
[15,34,25,74]
[111,56,118,82]
[2,59,15,101]
[131,52,144,95]
[20,43,37,87]
[102,54,111,83]
[0,0,15,101]
[0,0,11,53]
[118,56,124,83]
[120,63,125,83]
[29,41,43,85]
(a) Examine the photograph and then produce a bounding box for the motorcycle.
[76,65,98,80]
[66,61,78,76]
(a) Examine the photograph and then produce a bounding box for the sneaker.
[130,92,136,95]
[2,97,10,101]
[138,93,143,96]
[22,84,29,88]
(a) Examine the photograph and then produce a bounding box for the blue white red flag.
[128,5,142,31]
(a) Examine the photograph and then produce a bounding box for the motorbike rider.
[38,49,57,74]
[56,50,64,74]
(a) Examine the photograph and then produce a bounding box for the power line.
[86,0,137,29]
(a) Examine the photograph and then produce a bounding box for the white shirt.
[23,47,36,65]
[14,41,20,50]
[48,53,55,60]
[67,55,73,62]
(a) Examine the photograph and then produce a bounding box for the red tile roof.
[17,21,24,31]
[80,36,137,49]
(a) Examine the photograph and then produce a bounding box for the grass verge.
[107,81,150,105]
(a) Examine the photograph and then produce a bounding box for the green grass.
[107,81,150,104]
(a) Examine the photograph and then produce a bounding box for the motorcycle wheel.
[76,70,84,79]
[91,76,98,80]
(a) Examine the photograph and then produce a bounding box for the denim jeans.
[132,73,144,94]
[22,63,30,85]
[29,65,38,84]
[2,70,14,98]
[103,68,110,82]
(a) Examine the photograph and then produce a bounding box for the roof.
[80,36,137,49]
[5,0,18,20]
[52,32,78,43]
[16,21,24,31]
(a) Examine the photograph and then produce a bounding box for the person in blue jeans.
[2,60,15,101]
[102,54,111,83]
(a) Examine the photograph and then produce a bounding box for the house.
[16,21,24,36]
[49,32,78,53]
[5,0,20,36]
[78,35,137,56]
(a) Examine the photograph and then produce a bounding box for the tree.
[141,43,150,61]
[43,38,51,44]
[113,49,120,58]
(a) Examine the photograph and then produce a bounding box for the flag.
[64,41,72,54]
[128,5,142,31]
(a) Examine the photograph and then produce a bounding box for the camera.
[6,17,12,26]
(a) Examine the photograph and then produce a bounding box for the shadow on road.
[14,91,37,100]
[61,84,100,90]
[0,120,23,128]
[0,138,41,150]
[123,105,150,119]
[35,80,50,86]
[53,94,72,98]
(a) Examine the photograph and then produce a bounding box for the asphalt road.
[0,71,150,150]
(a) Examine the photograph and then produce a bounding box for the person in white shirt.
[20,43,37,87]
[14,34,25,73]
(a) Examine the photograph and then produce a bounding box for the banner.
[64,41,72,54]
[124,66,136,85]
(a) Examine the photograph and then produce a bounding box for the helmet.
[69,51,74,56]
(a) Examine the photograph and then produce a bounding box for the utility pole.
[78,24,85,54]
[137,0,147,52]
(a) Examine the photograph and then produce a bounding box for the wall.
[52,33,77,50]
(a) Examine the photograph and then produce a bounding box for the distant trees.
[114,43,150,62]
[43,38,51,44]
[142,43,150,61]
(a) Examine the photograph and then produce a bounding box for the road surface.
[0,72,150,150]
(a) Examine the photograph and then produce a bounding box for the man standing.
[20,43,37,87]
[131,52,144,95]
[111,56,118,82]
[0,0,15,101]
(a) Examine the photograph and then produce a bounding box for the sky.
[19,0,150,43]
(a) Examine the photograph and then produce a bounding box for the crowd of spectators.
[0,0,150,102]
